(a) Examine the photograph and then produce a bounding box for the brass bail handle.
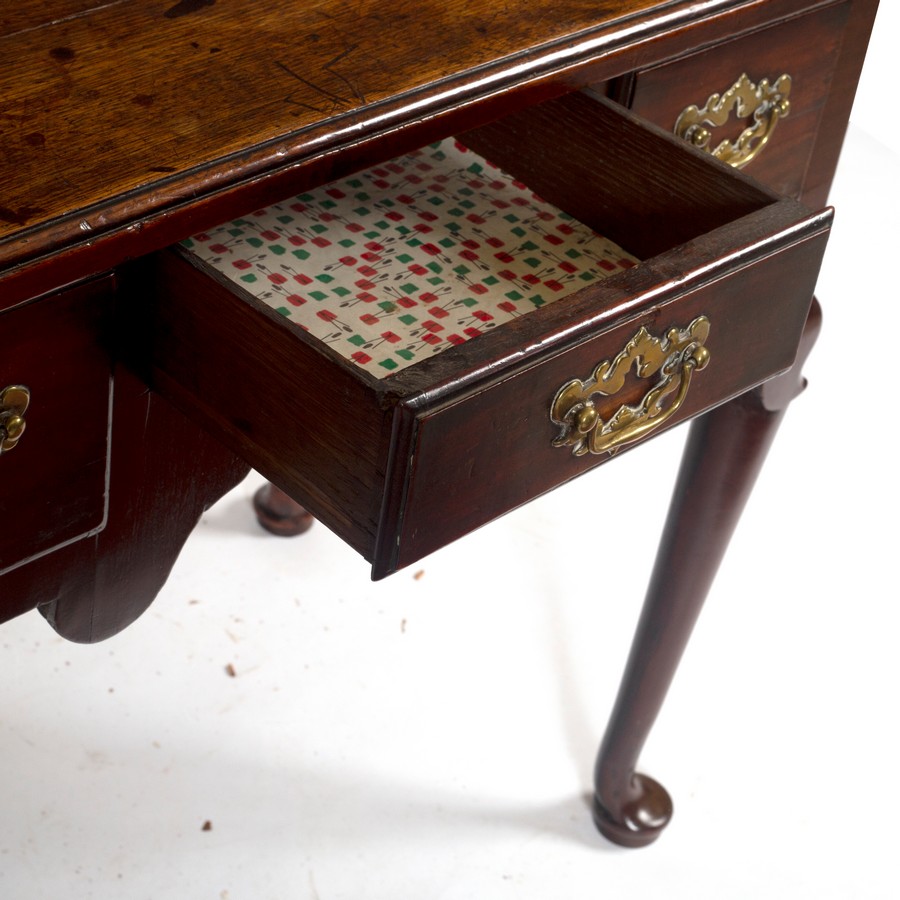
[0,385,31,454]
[674,73,792,169]
[550,317,710,456]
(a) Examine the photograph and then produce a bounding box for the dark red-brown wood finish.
[593,300,823,846]
[0,0,872,308]
[0,0,880,849]
[1,361,248,641]
[0,276,113,578]
[616,3,851,200]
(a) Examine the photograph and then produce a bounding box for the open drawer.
[148,92,830,578]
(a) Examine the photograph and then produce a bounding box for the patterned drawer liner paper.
[184,140,639,378]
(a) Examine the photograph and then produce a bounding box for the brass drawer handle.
[674,73,791,169]
[0,385,31,453]
[551,317,710,456]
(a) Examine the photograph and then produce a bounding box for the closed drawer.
[149,92,830,577]
[618,2,849,199]
[0,276,113,575]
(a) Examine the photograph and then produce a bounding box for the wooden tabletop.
[0,0,804,302]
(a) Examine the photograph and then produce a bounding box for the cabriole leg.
[593,300,821,847]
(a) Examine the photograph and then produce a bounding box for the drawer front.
[621,3,849,199]
[387,232,825,573]
[0,277,113,575]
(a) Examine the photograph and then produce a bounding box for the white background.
[2,5,898,898]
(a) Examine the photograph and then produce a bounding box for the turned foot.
[592,773,673,848]
[253,482,314,536]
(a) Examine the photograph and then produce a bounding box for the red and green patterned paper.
[184,139,639,378]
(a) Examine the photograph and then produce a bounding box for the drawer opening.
[179,92,775,384]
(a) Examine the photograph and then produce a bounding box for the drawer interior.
[179,92,775,385]
[149,92,829,576]
[183,136,641,379]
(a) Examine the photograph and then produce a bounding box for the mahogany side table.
[0,0,879,847]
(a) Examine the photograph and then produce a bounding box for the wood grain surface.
[1,0,839,302]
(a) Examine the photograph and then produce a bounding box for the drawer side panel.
[150,253,389,557]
